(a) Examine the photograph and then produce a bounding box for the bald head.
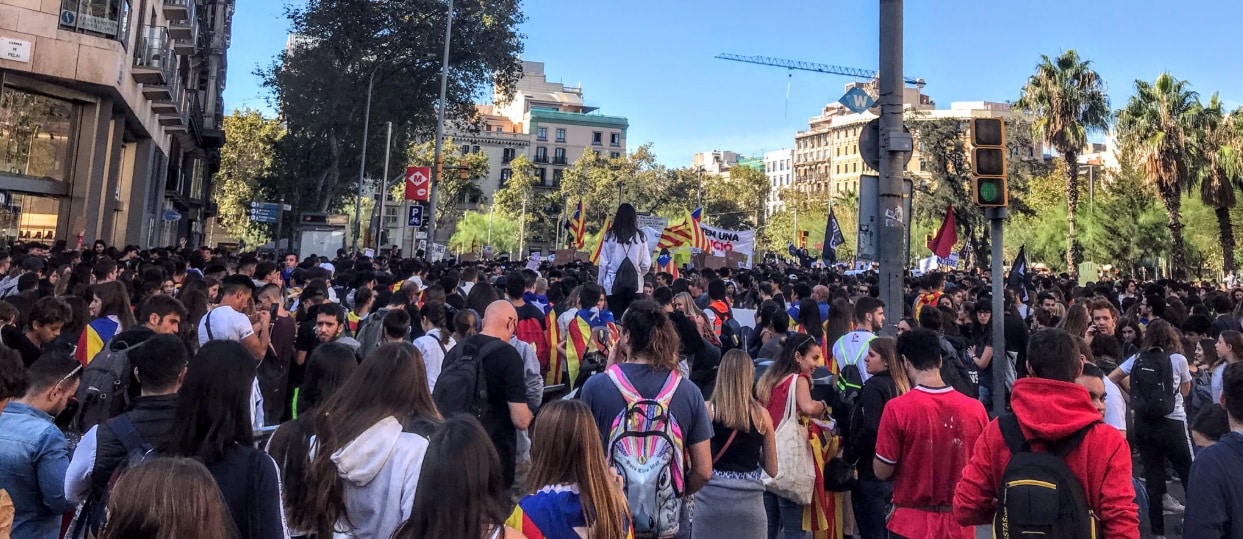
[482,300,517,341]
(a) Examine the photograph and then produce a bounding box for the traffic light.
[970,118,1008,207]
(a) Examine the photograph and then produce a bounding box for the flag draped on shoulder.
[823,209,845,263]
[927,203,957,258]
[76,317,120,365]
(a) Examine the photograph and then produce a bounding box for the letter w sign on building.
[405,166,431,202]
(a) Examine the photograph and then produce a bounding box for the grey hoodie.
[313,416,429,538]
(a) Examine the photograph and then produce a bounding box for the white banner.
[917,253,959,272]
[700,224,755,267]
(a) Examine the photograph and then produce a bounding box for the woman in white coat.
[596,203,651,317]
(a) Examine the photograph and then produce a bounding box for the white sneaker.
[1162,494,1184,512]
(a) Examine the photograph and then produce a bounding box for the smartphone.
[269,304,279,320]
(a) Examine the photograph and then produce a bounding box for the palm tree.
[1016,50,1111,276]
[1116,73,1202,277]
[1195,95,1243,272]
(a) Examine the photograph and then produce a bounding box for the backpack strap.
[106,414,151,455]
[1049,422,1098,459]
[605,364,643,403]
[204,310,216,342]
[651,370,683,407]
[998,413,1031,454]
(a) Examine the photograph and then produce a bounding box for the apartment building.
[0,0,232,248]
[763,148,793,216]
[692,150,739,175]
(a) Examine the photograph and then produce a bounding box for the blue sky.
[224,0,1243,167]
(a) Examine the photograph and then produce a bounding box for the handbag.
[762,374,815,504]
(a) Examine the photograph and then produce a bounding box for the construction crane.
[715,53,925,87]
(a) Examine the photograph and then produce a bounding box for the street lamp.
[425,0,456,250]
[353,65,381,253]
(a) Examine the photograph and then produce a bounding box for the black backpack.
[939,336,979,399]
[707,304,743,352]
[71,340,146,434]
[612,241,639,296]
[68,414,153,538]
[1129,347,1175,420]
[994,414,1100,539]
[356,307,392,359]
[1186,368,1214,425]
[432,339,507,420]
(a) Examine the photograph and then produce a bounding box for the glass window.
[554,148,566,162]
[552,169,563,187]
[555,128,566,143]
[535,146,547,162]
[610,152,620,159]
[0,86,76,182]
[502,148,515,164]
[59,0,132,42]
[610,132,620,146]
[500,169,512,183]
[536,168,546,184]
[0,193,60,243]
[592,132,602,145]
[537,127,547,141]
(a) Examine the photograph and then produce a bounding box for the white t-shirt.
[414,329,457,391]
[198,305,254,346]
[556,308,579,336]
[832,330,876,383]
[1119,351,1193,422]
[1103,376,1127,431]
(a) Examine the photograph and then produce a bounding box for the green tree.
[1016,50,1112,275]
[1195,95,1243,272]
[492,155,556,250]
[258,0,524,224]
[701,165,769,230]
[405,139,490,232]
[449,209,519,256]
[1117,73,1202,276]
[214,109,285,246]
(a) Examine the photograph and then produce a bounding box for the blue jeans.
[763,492,808,539]
[852,477,893,539]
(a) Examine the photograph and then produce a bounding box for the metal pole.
[519,189,527,258]
[876,0,909,337]
[376,121,392,250]
[275,195,285,251]
[425,0,456,252]
[354,68,376,253]
[989,206,1008,416]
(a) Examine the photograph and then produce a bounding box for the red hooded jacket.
[953,377,1139,539]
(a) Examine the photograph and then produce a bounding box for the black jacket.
[845,371,898,480]
[90,394,178,496]
[1184,430,1243,538]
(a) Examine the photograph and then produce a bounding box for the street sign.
[405,166,431,202]
[858,118,914,172]
[838,87,875,114]
[162,209,182,222]
[408,204,424,227]
[249,202,280,224]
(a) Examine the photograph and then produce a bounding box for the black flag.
[1008,245,1028,301]
[823,209,846,263]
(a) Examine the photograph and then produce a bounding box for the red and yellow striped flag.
[589,218,612,265]
[545,309,563,386]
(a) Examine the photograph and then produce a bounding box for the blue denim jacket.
[0,402,75,539]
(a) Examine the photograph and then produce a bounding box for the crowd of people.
[0,205,1241,538]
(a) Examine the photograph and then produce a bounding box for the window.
[60,0,132,42]
[0,87,76,181]
[500,169,512,183]
[610,152,621,159]
[553,147,566,164]
[552,169,564,187]
[536,168,546,184]
[471,145,480,154]
[592,132,602,145]
[459,144,470,155]
[556,128,566,142]
[502,148,515,164]
[534,146,548,163]
[610,133,620,146]
[537,127,547,141]
[496,126,503,133]
[484,123,491,132]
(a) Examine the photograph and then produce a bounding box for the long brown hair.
[394,416,506,539]
[757,332,818,405]
[1142,319,1183,355]
[525,400,630,539]
[100,457,237,539]
[306,342,441,534]
[619,300,681,372]
[90,280,136,329]
[1214,330,1243,370]
[869,337,910,395]
[711,350,763,431]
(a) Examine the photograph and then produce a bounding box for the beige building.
[692,150,740,175]
[794,84,1043,198]
[1,0,232,247]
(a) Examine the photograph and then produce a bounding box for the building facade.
[763,148,792,216]
[691,150,739,175]
[1,0,232,248]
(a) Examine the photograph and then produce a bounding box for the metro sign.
[405,166,431,202]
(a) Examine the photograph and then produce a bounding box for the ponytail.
[619,300,681,372]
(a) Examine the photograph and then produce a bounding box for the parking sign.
[408,204,424,227]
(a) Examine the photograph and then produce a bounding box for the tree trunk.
[1162,192,1187,278]
[1217,206,1237,273]
[1064,151,1080,277]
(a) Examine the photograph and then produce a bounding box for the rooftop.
[527,108,629,130]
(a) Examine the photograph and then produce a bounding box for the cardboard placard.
[705,256,727,269]
[725,251,748,269]
[459,253,478,263]
[691,252,707,269]
[553,249,583,265]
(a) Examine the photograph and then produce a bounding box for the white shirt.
[596,233,651,294]
[556,307,579,336]
[833,330,876,383]
[1103,376,1127,431]
[197,305,265,430]
[1119,351,1193,422]
[414,329,457,391]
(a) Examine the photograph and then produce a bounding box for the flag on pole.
[656,248,679,280]
[688,207,711,252]
[657,220,693,250]
[823,209,845,263]
[927,203,958,258]
[589,218,612,265]
[1008,245,1029,301]
[567,201,586,250]
[545,309,563,386]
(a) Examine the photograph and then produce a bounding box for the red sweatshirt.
[953,377,1139,539]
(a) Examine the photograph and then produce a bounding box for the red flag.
[927,204,957,258]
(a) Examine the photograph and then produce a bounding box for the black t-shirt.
[515,302,546,328]
[446,334,526,487]
[2,325,43,367]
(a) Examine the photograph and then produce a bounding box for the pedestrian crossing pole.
[988,206,1008,416]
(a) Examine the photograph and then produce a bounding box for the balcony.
[173,19,199,55]
[162,0,191,21]
[160,93,188,130]
[132,26,173,85]
[533,155,549,164]
[144,65,181,104]
[552,157,567,165]
[167,0,197,40]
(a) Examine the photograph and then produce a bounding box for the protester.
[509,400,632,539]
[394,416,523,539]
[0,346,21,537]
[581,299,712,537]
[0,353,82,539]
[873,328,987,539]
[596,203,651,315]
[414,300,457,390]
[97,457,237,539]
[2,296,70,366]
[955,328,1138,538]
[1183,361,1243,538]
[75,281,136,364]
[845,337,910,539]
[160,340,286,539]
[1212,330,1243,404]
